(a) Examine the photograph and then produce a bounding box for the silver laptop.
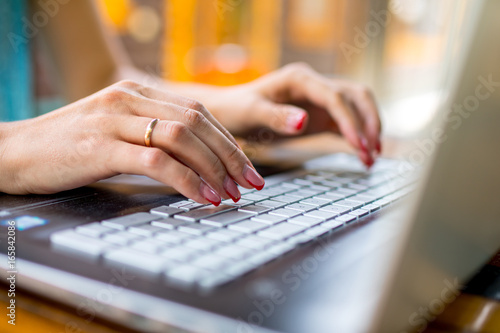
[1,0,500,332]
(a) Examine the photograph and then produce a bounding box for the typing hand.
[0,80,264,204]
[202,63,382,167]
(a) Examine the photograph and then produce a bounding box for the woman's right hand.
[0,80,265,205]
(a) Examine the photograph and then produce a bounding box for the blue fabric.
[0,0,34,122]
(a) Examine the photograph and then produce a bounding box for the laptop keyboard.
[50,168,416,292]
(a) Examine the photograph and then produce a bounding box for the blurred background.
[95,0,472,139]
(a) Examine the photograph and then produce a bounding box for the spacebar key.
[174,205,236,221]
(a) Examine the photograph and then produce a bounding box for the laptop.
[1,0,500,332]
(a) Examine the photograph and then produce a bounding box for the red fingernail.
[287,112,307,131]
[224,176,241,203]
[243,164,265,190]
[376,140,382,154]
[200,182,221,206]
[360,137,369,154]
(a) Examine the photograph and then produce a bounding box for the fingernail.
[243,164,265,190]
[200,181,221,206]
[360,137,369,154]
[224,176,241,203]
[376,140,382,154]
[287,112,307,131]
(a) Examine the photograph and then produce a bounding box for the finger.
[118,116,241,201]
[281,66,365,151]
[347,86,382,153]
[108,142,222,205]
[122,81,241,149]
[252,100,309,135]
[125,95,264,190]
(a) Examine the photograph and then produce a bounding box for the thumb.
[256,101,308,135]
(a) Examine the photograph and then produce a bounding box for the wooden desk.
[1,135,499,333]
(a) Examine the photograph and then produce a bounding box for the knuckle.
[176,168,196,190]
[141,148,164,170]
[101,87,128,105]
[116,79,141,89]
[226,145,245,172]
[209,157,226,180]
[356,85,372,98]
[183,109,205,128]
[184,99,205,112]
[284,62,312,77]
[164,121,188,141]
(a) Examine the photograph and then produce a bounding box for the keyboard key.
[271,195,301,203]
[319,180,342,189]
[280,182,302,189]
[286,233,316,246]
[128,224,167,237]
[236,235,276,250]
[165,265,210,288]
[191,254,233,271]
[51,230,115,257]
[267,243,295,256]
[76,222,116,238]
[363,203,381,212]
[334,200,364,210]
[242,193,269,201]
[299,198,330,207]
[130,239,167,254]
[178,223,216,235]
[160,246,200,262]
[102,231,143,246]
[319,204,352,215]
[307,185,330,192]
[285,203,317,212]
[251,214,286,225]
[321,220,344,230]
[174,205,236,221]
[224,261,257,278]
[288,189,319,198]
[151,218,188,230]
[200,211,256,227]
[104,248,176,276]
[229,220,269,233]
[206,229,245,242]
[214,244,253,260]
[258,223,307,240]
[184,238,222,251]
[221,199,253,207]
[305,226,329,238]
[255,200,286,208]
[293,179,314,186]
[335,188,358,195]
[247,251,278,266]
[169,200,192,209]
[102,212,158,230]
[269,208,302,218]
[180,202,206,210]
[335,214,357,223]
[304,209,340,221]
[198,273,235,291]
[288,215,323,227]
[238,204,271,214]
[350,209,369,218]
[150,206,184,217]
[155,230,193,244]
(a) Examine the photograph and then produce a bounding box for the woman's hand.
[196,63,382,167]
[0,80,265,205]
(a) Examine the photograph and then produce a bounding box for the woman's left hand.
[197,63,381,167]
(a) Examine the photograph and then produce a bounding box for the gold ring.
[144,118,159,147]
